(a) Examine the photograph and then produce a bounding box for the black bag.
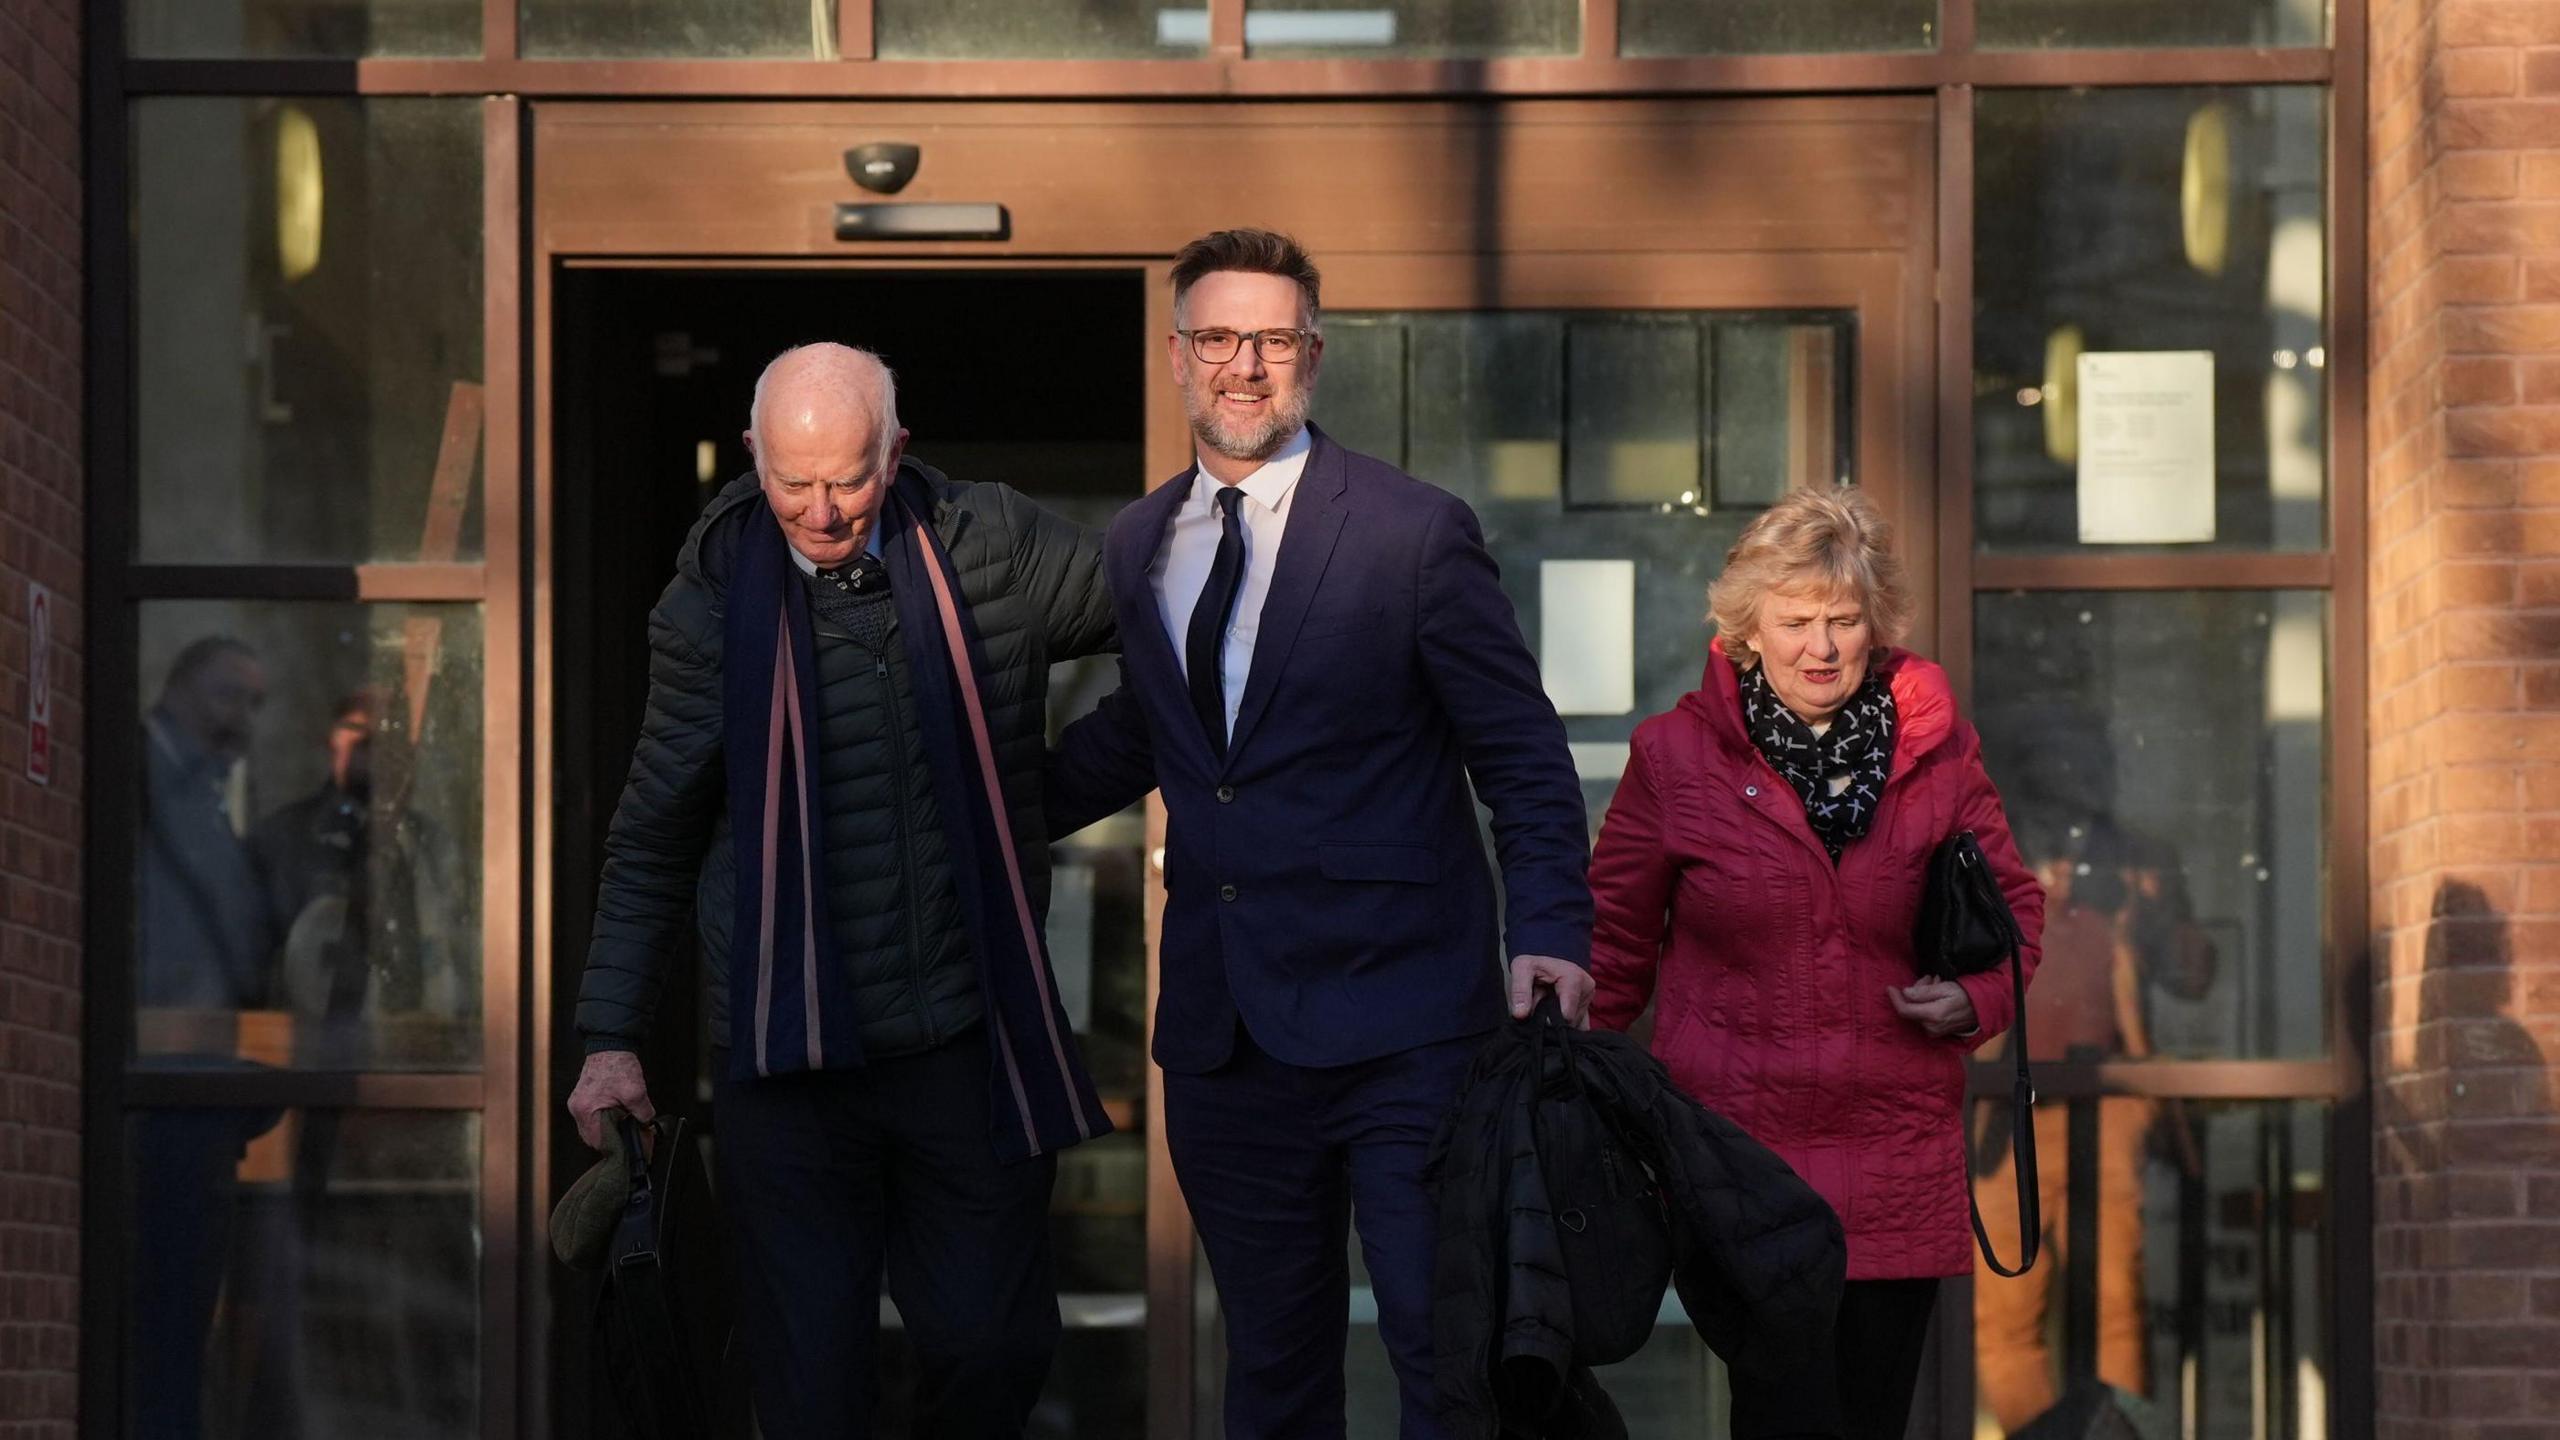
[594,1112,716,1440]
[1526,996,1675,1368]
[1914,830,2040,1278]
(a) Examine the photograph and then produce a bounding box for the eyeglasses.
[1177,327,1318,365]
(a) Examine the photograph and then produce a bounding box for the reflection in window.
[127,0,480,57]
[879,0,1207,57]
[1244,0,1574,57]
[521,0,839,57]
[133,98,484,563]
[1973,590,2327,1061]
[1622,0,1933,55]
[1971,1100,2329,1440]
[1974,87,2327,552]
[126,1109,480,1439]
[1980,0,2324,50]
[1318,309,1852,835]
[135,602,484,1071]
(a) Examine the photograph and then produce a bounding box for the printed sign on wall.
[2077,349,2218,545]
[25,581,52,786]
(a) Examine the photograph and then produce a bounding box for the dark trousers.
[1164,1023,1481,1440]
[1730,1277,1941,1440]
[715,1029,1061,1440]
[131,1110,246,1440]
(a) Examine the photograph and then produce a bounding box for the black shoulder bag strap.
[1969,864,2040,1279]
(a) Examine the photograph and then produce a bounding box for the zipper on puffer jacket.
[867,636,941,1050]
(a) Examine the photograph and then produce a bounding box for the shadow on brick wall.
[2373,878,2557,1405]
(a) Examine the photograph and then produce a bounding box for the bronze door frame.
[528,94,1935,1440]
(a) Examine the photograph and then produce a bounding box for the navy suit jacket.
[1048,426,1592,1075]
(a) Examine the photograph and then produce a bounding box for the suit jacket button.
[1219,884,1238,902]
[1216,785,1235,803]
[1745,785,1759,797]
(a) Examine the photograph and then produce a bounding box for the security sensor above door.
[845,143,921,194]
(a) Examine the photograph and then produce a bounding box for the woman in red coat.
[1588,486,2043,1440]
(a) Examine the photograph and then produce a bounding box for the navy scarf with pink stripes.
[721,465,1109,1163]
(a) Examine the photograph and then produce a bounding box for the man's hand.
[1509,954,1594,1029]
[1886,979,1979,1040]
[567,1049,655,1150]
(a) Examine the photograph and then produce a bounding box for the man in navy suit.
[1048,228,1594,1438]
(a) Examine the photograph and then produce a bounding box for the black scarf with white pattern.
[1739,661,1897,863]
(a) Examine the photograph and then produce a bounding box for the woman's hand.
[1886,978,1978,1039]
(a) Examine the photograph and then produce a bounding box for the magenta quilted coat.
[1589,642,2046,1281]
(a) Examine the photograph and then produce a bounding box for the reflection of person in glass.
[1586,489,2046,1440]
[135,635,284,1440]
[1973,775,2218,1433]
[567,344,1119,1438]
[254,688,467,1055]
[140,636,276,1013]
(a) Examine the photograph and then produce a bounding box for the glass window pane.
[878,0,1207,57]
[1972,1100,2329,1438]
[1244,0,1575,58]
[1318,307,1852,841]
[1981,0,2324,50]
[1713,318,1848,502]
[521,0,840,57]
[128,0,479,57]
[1624,0,1934,55]
[1973,591,2328,1061]
[135,603,484,1071]
[1974,87,2327,553]
[127,1108,481,1438]
[133,98,484,564]
[1567,319,1703,507]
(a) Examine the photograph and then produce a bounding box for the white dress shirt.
[1150,426,1314,742]
[787,515,885,576]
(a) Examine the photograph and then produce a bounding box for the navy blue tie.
[1186,486,1248,757]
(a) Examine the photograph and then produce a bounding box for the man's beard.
[1186,380,1315,463]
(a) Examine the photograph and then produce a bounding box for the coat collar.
[1684,639,1958,786]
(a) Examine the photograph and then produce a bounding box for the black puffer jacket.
[1430,1017,1847,1438]
[576,461,1116,1061]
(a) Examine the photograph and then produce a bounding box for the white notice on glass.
[2076,350,2216,544]
[1540,560,1635,717]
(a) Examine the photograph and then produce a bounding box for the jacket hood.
[1681,639,1960,781]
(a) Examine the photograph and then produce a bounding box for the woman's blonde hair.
[1707,486,1913,668]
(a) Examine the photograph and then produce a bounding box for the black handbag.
[594,1112,717,1439]
[1914,830,2040,1278]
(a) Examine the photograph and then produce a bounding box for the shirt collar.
[788,518,885,577]
[1193,424,1313,513]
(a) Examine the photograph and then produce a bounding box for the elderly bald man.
[568,343,1119,1438]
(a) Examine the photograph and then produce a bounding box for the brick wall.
[2368,2,2560,1434]
[0,0,82,1435]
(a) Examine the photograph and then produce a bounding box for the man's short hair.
[1171,228,1322,327]
[163,635,256,697]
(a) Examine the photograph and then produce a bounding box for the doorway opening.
[548,266,1154,1439]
